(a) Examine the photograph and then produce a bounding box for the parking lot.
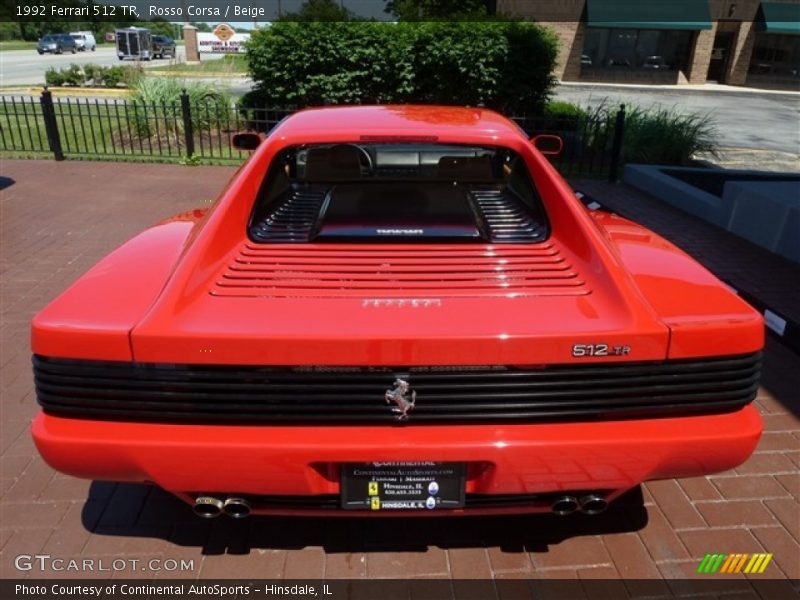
[0,160,798,595]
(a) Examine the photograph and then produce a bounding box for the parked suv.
[70,32,97,52]
[152,35,177,59]
[37,34,77,55]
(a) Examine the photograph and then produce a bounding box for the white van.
[69,32,97,52]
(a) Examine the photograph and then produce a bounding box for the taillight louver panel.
[212,243,589,298]
[34,353,762,424]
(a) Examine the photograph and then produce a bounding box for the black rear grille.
[33,353,761,425]
[469,190,546,242]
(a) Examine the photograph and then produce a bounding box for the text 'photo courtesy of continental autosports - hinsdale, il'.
[30,105,764,519]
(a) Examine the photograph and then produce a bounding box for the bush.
[44,67,65,87]
[82,64,105,86]
[620,106,718,165]
[583,103,719,166]
[58,64,86,87]
[102,66,128,88]
[42,64,139,88]
[541,100,589,132]
[129,77,233,140]
[244,21,558,113]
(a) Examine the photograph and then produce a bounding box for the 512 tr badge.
[572,343,631,357]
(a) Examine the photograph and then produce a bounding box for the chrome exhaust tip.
[193,495,224,518]
[551,495,580,516]
[579,494,608,515]
[223,497,252,519]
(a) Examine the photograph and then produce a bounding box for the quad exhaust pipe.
[197,493,607,518]
[223,497,252,519]
[551,493,608,516]
[193,495,252,519]
[578,494,608,515]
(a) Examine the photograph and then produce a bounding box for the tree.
[384,0,494,20]
[278,0,358,21]
[143,17,177,37]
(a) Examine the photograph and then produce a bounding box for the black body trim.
[33,353,761,425]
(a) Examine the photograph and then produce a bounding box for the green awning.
[758,2,800,35]
[586,0,713,30]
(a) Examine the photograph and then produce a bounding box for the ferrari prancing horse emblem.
[385,378,416,421]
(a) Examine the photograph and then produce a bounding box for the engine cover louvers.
[212,242,589,298]
[469,190,547,243]
[250,190,326,243]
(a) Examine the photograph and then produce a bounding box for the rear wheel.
[91,46,96,51]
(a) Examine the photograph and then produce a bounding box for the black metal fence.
[1,90,626,181]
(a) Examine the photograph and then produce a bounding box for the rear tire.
[91,46,96,51]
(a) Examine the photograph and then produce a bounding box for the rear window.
[248,143,548,244]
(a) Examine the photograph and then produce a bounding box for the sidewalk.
[558,80,800,97]
[1,161,798,593]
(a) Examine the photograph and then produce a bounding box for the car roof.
[274,105,527,144]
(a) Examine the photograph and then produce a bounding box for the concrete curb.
[148,70,247,79]
[8,86,133,97]
[557,80,800,97]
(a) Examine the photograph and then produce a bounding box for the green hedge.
[244,21,558,113]
[44,63,141,88]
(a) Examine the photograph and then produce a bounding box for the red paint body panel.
[33,405,761,515]
[31,219,200,361]
[30,106,764,514]
[589,211,764,358]
[129,107,672,365]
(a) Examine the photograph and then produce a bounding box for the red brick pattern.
[1,162,798,593]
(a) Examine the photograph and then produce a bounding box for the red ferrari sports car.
[31,106,763,519]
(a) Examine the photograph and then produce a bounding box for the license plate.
[341,462,465,510]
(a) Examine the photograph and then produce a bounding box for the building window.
[582,28,694,72]
[749,33,800,78]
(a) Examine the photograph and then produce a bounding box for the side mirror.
[232,132,262,152]
[532,134,563,156]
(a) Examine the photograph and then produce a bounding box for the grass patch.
[0,40,38,51]
[149,54,248,75]
[0,93,250,162]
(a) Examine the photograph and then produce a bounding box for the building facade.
[498,0,800,90]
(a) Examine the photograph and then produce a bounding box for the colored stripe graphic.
[720,554,737,573]
[697,553,773,574]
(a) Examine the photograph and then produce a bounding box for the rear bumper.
[32,406,762,514]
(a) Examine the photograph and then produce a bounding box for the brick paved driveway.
[1,161,798,596]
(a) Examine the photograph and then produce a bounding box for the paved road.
[555,84,800,154]
[0,47,224,87]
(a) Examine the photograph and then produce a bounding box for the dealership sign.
[197,23,250,54]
